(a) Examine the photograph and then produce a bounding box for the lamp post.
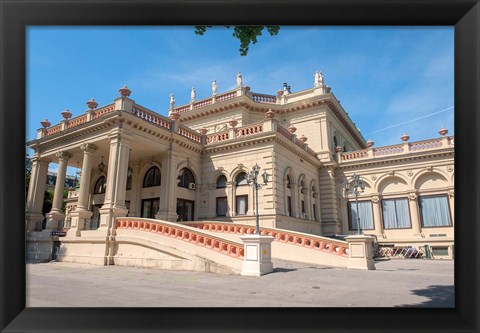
[343,173,366,235]
[246,163,269,235]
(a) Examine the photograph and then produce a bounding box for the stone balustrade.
[235,122,263,138]
[193,99,212,108]
[184,222,349,258]
[66,114,88,129]
[216,91,237,103]
[115,218,245,259]
[91,104,115,120]
[339,136,454,163]
[205,131,230,144]
[132,106,172,130]
[45,124,62,136]
[250,92,277,103]
[178,125,202,143]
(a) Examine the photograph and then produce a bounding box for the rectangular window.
[287,196,292,217]
[419,195,452,227]
[177,199,194,221]
[348,201,374,230]
[142,198,159,219]
[382,198,411,229]
[431,246,449,256]
[216,197,228,216]
[236,195,248,215]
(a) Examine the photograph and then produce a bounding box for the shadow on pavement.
[273,267,298,273]
[396,284,455,307]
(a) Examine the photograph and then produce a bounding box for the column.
[45,151,72,230]
[68,143,97,237]
[99,129,131,231]
[156,149,179,221]
[26,155,50,233]
[371,194,384,237]
[408,191,422,237]
[49,151,72,214]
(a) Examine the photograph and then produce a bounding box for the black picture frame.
[1,0,479,332]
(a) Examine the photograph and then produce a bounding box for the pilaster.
[408,190,423,237]
[371,194,384,237]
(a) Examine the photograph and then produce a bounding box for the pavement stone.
[26,258,454,307]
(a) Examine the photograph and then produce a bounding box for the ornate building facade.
[26,72,454,265]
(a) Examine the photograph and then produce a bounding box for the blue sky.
[27,26,454,173]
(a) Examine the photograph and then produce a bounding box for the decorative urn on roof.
[438,127,448,136]
[229,119,238,128]
[287,124,297,133]
[366,139,375,148]
[400,133,410,142]
[199,128,208,135]
[61,108,72,120]
[264,109,275,119]
[277,90,284,96]
[40,119,51,128]
[86,98,98,110]
[335,146,343,153]
[119,85,131,97]
[299,135,308,143]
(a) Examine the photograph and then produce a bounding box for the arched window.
[126,167,133,190]
[287,175,292,189]
[178,168,195,189]
[333,136,338,149]
[94,176,106,194]
[235,172,248,186]
[216,175,227,188]
[300,180,306,193]
[143,166,161,188]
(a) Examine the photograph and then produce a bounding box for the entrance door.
[141,198,160,219]
[177,199,194,221]
[87,204,102,230]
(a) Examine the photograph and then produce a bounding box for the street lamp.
[246,163,269,235]
[343,173,366,235]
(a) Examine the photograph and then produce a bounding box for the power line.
[364,106,454,136]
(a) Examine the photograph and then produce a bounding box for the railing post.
[240,235,274,276]
[345,235,376,270]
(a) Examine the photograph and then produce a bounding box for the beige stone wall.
[337,152,454,255]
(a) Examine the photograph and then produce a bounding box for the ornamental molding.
[55,151,72,160]
[80,142,98,153]
[408,192,418,201]
[371,195,380,203]
[407,170,413,177]
[446,165,453,172]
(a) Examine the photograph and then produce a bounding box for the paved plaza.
[26,258,454,307]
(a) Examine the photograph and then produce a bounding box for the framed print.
[1,0,479,332]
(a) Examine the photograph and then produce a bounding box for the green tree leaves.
[194,26,280,56]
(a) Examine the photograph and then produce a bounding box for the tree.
[194,26,280,56]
